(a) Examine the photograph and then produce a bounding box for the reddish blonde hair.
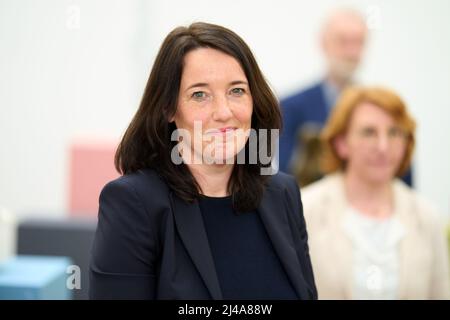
[321,86,416,176]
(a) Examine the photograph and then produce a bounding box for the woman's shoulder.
[100,168,171,210]
[299,173,346,225]
[103,168,168,190]
[266,171,297,190]
[393,179,445,230]
[301,172,344,202]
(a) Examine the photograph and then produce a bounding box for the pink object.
[68,139,120,216]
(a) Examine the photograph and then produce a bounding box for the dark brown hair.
[115,22,281,212]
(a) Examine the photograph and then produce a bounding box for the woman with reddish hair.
[302,86,449,299]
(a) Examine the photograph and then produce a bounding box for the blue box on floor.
[0,255,73,300]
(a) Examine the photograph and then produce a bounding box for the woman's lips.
[205,127,237,135]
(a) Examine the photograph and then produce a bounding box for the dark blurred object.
[17,217,97,300]
[292,124,324,187]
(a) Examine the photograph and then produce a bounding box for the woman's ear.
[333,134,349,160]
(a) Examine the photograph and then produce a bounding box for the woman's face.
[172,48,253,165]
[335,102,408,184]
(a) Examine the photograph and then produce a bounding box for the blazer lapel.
[170,193,223,300]
[258,185,311,299]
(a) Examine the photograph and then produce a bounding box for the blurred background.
[0,0,449,299]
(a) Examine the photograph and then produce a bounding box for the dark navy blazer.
[89,168,318,300]
[279,82,413,186]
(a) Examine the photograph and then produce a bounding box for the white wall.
[0,0,152,217]
[1,0,449,219]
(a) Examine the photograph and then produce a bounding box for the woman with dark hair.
[89,22,316,300]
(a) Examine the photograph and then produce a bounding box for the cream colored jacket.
[302,172,450,299]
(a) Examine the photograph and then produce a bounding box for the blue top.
[198,195,298,300]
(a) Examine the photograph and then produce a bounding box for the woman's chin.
[201,144,246,165]
[203,157,235,165]
[363,168,395,185]
[203,151,236,165]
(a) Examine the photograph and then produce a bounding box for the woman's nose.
[375,133,389,152]
[212,96,233,121]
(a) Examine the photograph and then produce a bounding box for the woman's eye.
[230,88,245,96]
[361,128,376,137]
[389,127,404,138]
[192,91,206,100]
